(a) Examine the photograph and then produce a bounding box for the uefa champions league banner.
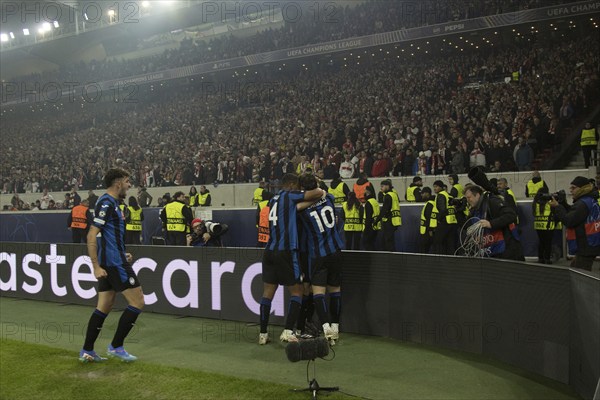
[0,242,286,325]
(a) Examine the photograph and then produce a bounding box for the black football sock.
[297,295,311,332]
[330,292,342,324]
[313,294,329,326]
[111,305,141,348]
[284,296,302,331]
[259,297,272,334]
[83,309,108,352]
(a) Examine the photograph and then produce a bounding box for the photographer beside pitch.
[549,176,600,271]
[463,168,524,260]
[187,218,229,247]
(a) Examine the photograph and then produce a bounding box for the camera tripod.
[291,359,339,400]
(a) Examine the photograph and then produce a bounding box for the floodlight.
[42,22,51,32]
[23,28,30,35]
[108,9,115,16]
[142,1,150,7]
[9,32,15,39]
[0,34,8,42]
[53,21,59,28]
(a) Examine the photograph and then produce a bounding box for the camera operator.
[464,185,524,261]
[186,218,229,247]
[550,176,600,271]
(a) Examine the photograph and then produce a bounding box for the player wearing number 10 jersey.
[259,173,326,345]
[297,173,343,345]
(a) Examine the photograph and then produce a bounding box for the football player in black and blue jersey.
[79,168,144,363]
[297,173,343,345]
[259,173,326,345]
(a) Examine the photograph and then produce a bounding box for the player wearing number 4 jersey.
[297,173,343,345]
[259,173,326,345]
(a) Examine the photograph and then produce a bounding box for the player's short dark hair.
[299,173,318,190]
[282,173,299,188]
[104,168,130,188]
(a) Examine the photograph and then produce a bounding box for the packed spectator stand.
[1,1,599,206]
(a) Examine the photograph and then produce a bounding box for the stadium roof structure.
[0,0,232,78]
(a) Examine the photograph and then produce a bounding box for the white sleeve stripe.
[94,218,106,225]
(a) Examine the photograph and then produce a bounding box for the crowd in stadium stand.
[2,32,598,205]
[9,0,576,88]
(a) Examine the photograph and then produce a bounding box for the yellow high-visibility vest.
[382,191,402,226]
[328,183,346,204]
[165,202,186,232]
[420,200,438,234]
[406,186,418,202]
[126,207,143,231]
[534,203,562,230]
[527,180,544,198]
[367,198,381,230]
[437,191,457,224]
[342,202,362,231]
[252,188,264,206]
[581,128,597,147]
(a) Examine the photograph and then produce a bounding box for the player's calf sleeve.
[329,292,341,324]
[284,296,302,331]
[313,294,329,326]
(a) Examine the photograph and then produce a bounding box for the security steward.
[405,176,423,202]
[432,180,458,255]
[198,185,212,207]
[253,180,267,206]
[362,186,381,251]
[341,191,363,250]
[532,188,561,264]
[256,191,273,247]
[374,179,401,252]
[160,191,193,245]
[550,176,600,271]
[353,172,374,204]
[580,122,598,169]
[328,172,350,205]
[525,171,549,198]
[418,187,437,253]
[125,196,144,245]
[448,174,464,199]
[67,198,92,243]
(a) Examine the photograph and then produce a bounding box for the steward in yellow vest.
[525,172,548,198]
[363,186,380,251]
[375,180,401,252]
[198,185,211,206]
[341,192,363,250]
[580,122,598,168]
[160,191,193,245]
[405,176,423,202]
[418,188,437,253]
[532,189,562,264]
[125,196,144,245]
[328,173,349,205]
[189,186,200,207]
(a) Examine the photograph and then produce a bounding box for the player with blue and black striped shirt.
[79,168,145,363]
[259,173,326,345]
[297,173,343,345]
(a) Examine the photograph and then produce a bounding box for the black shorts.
[262,250,302,286]
[310,251,342,287]
[299,251,310,284]
[98,264,141,292]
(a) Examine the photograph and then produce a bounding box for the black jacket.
[554,190,600,257]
